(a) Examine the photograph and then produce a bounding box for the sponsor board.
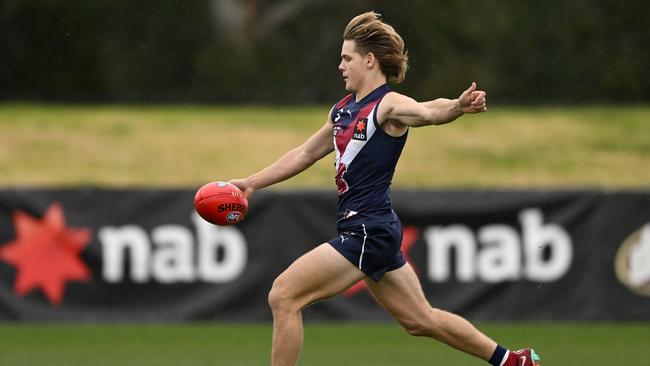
[425,208,572,283]
[99,213,246,284]
[0,189,648,320]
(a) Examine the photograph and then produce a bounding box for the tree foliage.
[1,0,648,103]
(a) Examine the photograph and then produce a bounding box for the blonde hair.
[343,11,409,83]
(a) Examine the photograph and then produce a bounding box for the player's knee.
[402,320,433,337]
[399,315,433,337]
[402,308,442,337]
[267,280,287,311]
[268,277,298,314]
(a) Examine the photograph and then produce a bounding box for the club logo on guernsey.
[352,118,368,141]
[334,108,352,122]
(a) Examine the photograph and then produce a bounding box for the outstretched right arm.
[230,112,334,197]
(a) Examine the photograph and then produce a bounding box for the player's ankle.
[488,345,511,366]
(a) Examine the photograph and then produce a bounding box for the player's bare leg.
[268,243,366,366]
[364,263,497,360]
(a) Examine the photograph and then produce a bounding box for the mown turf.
[0,104,649,188]
[0,322,647,366]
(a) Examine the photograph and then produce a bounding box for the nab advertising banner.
[0,189,649,321]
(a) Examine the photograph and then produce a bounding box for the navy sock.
[489,345,509,366]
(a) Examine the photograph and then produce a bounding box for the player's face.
[339,40,368,92]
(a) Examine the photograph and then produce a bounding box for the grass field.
[0,322,648,366]
[0,103,649,188]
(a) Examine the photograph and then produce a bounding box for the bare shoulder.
[377,91,412,137]
[378,92,419,119]
[379,91,413,111]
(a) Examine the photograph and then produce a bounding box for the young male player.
[230,11,540,366]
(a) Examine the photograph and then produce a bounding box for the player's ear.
[365,52,376,69]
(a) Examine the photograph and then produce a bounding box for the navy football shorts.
[328,219,406,282]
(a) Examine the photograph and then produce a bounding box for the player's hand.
[229,178,255,198]
[457,82,487,114]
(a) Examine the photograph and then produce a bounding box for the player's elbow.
[294,148,320,170]
[298,144,330,166]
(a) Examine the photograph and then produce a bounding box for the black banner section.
[0,189,649,321]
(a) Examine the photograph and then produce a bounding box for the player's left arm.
[379,82,487,128]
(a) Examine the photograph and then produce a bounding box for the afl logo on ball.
[226,212,242,222]
[614,223,650,297]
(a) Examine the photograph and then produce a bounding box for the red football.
[194,181,248,225]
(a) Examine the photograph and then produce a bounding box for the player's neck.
[355,74,387,102]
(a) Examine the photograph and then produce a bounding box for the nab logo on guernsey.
[352,118,368,141]
[98,213,247,284]
[424,208,573,283]
[615,223,650,297]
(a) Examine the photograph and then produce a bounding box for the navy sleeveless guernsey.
[330,84,407,230]
[327,84,408,281]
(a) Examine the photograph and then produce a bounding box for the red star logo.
[0,203,92,305]
[343,226,420,297]
[356,120,366,131]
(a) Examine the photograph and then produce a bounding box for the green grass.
[0,322,647,365]
[1,103,649,188]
